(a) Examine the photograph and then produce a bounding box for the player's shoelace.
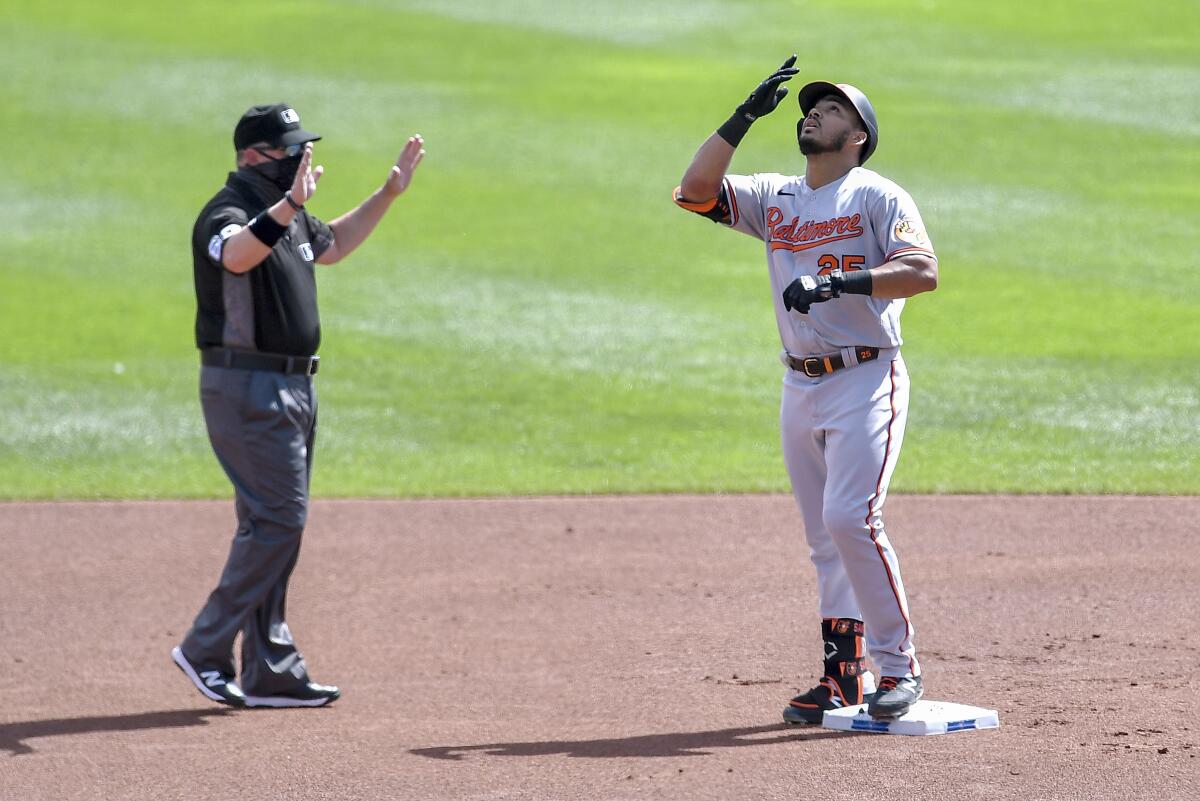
[878,676,900,692]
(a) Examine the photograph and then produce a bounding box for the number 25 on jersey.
[817,254,865,276]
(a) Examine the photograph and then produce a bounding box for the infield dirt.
[1,495,1196,800]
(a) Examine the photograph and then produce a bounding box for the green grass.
[1,0,1197,498]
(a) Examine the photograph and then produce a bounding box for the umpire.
[173,103,424,708]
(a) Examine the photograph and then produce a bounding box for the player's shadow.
[410,723,854,761]
[0,708,233,756]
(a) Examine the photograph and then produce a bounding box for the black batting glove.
[738,55,799,121]
[782,273,837,314]
[717,55,799,147]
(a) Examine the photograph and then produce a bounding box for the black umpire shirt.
[192,169,335,356]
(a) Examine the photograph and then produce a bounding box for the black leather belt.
[201,347,319,376]
[786,347,879,378]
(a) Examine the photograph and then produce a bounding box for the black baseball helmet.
[796,82,878,164]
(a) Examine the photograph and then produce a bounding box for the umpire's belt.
[785,346,879,378]
[201,347,319,376]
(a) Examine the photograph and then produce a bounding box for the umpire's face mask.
[249,148,303,192]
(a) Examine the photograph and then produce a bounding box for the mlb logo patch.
[298,243,314,261]
[208,223,242,263]
[280,108,299,124]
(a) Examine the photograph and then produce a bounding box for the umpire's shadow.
[410,723,854,761]
[0,708,233,756]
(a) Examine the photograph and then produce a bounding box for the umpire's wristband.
[832,269,873,296]
[247,211,287,247]
[716,109,755,147]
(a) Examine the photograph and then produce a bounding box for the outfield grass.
[1,0,1196,498]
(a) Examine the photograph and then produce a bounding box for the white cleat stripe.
[242,695,333,708]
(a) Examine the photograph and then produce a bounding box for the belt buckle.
[801,357,823,378]
[306,356,319,376]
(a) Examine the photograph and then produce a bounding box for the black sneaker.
[243,681,341,708]
[783,670,877,724]
[171,646,246,707]
[867,675,923,719]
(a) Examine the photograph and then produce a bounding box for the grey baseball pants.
[181,365,317,695]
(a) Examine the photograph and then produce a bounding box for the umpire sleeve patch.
[207,223,242,264]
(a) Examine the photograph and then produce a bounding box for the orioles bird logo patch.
[894,218,930,247]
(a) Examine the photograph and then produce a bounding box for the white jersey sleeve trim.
[884,245,937,262]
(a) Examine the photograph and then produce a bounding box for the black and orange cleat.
[782,617,875,725]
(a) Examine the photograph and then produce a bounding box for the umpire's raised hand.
[383,135,426,198]
[718,55,799,146]
[289,143,324,206]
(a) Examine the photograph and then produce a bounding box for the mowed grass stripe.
[0,1,1196,497]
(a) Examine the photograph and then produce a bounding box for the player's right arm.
[678,134,736,204]
[677,55,797,203]
[675,56,798,230]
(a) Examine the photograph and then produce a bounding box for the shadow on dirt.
[410,723,855,760]
[1,708,234,756]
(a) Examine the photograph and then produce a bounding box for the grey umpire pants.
[182,365,317,695]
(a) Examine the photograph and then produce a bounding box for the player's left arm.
[858,185,938,299]
[317,135,425,265]
[783,188,937,312]
[782,254,937,313]
[861,253,937,299]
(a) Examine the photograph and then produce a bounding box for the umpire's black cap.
[797,82,878,164]
[233,103,321,150]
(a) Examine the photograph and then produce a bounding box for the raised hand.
[737,55,799,122]
[290,142,324,205]
[383,135,426,198]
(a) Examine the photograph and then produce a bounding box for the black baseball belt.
[201,347,319,376]
[785,346,880,378]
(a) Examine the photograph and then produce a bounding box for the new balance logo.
[200,670,226,688]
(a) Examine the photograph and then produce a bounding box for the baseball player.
[673,57,938,722]
[175,103,424,708]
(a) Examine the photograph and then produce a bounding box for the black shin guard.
[785,617,868,724]
[821,617,867,702]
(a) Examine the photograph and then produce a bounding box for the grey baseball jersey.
[681,166,935,360]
